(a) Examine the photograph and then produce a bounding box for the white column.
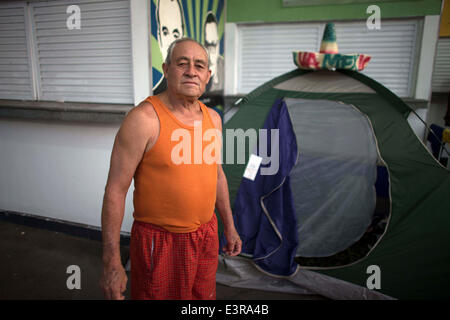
[415,15,441,101]
[130,0,151,106]
[224,23,239,96]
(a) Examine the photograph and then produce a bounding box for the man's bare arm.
[216,164,242,256]
[100,102,156,299]
[208,108,242,256]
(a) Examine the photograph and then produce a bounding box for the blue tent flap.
[229,99,299,276]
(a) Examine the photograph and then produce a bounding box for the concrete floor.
[0,220,325,300]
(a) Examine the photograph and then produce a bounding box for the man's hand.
[222,227,242,256]
[100,262,128,300]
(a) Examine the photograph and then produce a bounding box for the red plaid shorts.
[130,214,219,300]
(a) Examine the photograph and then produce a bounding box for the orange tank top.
[132,96,219,233]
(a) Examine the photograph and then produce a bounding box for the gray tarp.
[216,255,394,300]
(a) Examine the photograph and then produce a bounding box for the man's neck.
[158,91,200,114]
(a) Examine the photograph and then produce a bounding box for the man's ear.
[206,69,211,83]
[162,62,168,79]
[162,63,169,79]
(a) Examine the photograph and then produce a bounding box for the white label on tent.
[243,154,263,181]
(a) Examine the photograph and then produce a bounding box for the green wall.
[227,0,442,23]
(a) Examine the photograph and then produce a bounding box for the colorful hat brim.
[293,51,371,71]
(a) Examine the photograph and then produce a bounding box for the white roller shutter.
[0,2,34,100]
[238,23,321,94]
[237,19,419,97]
[31,0,133,104]
[335,20,418,98]
[432,38,450,93]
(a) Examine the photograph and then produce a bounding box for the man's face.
[204,22,219,77]
[163,41,211,99]
[158,0,183,61]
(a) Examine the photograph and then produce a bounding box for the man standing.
[100,38,241,300]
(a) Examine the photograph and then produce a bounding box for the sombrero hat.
[293,22,371,71]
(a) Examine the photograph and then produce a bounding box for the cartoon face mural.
[204,12,219,83]
[156,0,184,62]
[151,0,225,96]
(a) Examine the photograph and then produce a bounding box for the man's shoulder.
[124,98,158,124]
[204,105,222,129]
[119,98,159,140]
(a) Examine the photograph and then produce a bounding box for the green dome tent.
[218,67,450,300]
